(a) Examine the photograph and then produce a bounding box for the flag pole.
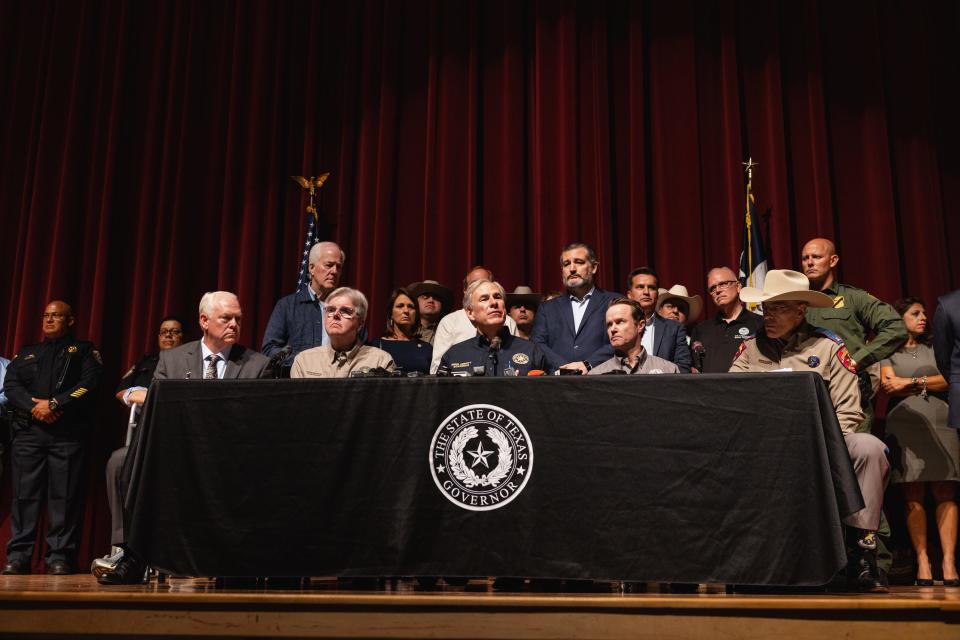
[741,158,759,287]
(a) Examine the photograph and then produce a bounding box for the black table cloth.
[125,372,862,585]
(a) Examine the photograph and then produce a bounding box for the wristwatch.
[48,398,59,411]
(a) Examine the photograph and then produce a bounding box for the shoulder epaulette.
[813,327,845,346]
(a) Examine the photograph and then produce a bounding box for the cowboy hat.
[407,280,454,311]
[655,285,703,324]
[505,285,544,310]
[739,269,834,307]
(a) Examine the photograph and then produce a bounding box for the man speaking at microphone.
[439,280,549,376]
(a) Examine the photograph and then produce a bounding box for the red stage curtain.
[1,0,958,567]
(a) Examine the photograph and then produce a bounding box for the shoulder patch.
[732,340,749,361]
[813,327,845,346]
[835,345,857,374]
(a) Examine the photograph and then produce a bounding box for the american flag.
[296,213,318,292]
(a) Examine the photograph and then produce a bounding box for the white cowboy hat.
[739,269,834,307]
[655,285,703,324]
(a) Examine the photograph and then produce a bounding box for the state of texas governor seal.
[429,403,533,511]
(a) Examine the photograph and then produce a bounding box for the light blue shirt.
[641,313,656,355]
[569,287,596,334]
[306,285,331,347]
[200,341,233,379]
[0,356,10,405]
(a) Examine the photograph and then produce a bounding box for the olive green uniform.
[805,282,907,431]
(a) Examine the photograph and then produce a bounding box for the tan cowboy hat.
[407,280,454,311]
[505,285,544,310]
[739,269,834,307]
[655,285,703,324]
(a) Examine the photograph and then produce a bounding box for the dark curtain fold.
[1,0,958,566]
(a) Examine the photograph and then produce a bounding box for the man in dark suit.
[531,242,618,373]
[98,291,270,585]
[933,288,960,429]
[626,267,692,372]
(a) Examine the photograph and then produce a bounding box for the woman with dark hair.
[370,288,433,375]
[881,297,958,586]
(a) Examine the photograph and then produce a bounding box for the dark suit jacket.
[531,287,618,369]
[647,314,692,373]
[154,340,273,380]
[933,288,960,428]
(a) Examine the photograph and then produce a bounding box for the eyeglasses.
[708,280,739,295]
[42,312,69,320]
[158,329,183,337]
[325,306,357,319]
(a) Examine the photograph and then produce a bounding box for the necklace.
[902,346,921,359]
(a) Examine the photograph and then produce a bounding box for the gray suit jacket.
[154,340,273,380]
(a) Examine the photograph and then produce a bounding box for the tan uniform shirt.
[588,349,680,375]
[290,342,396,378]
[729,323,864,434]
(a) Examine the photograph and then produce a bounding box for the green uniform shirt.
[805,282,906,370]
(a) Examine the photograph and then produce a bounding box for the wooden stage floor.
[1,575,958,639]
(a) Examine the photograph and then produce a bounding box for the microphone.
[691,341,706,371]
[270,345,293,366]
[488,336,501,376]
[269,345,294,379]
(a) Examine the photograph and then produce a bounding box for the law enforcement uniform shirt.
[729,322,864,434]
[116,353,160,394]
[690,307,764,373]
[439,330,550,377]
[804,282,907,369]
[3,336,103,425]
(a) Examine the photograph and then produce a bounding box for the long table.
[124,373,863,585]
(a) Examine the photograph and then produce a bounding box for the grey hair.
[463,279,505,312]
[326,286,368,321]
[198,291,240,317]
[308,241,346,266]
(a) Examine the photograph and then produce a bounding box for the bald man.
[2,301,103,575]
[690,266,763,373]
[801,238,906,425]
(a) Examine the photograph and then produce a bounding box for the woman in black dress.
[370,288,433,375]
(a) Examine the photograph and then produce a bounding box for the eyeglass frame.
[707,280,739,295]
